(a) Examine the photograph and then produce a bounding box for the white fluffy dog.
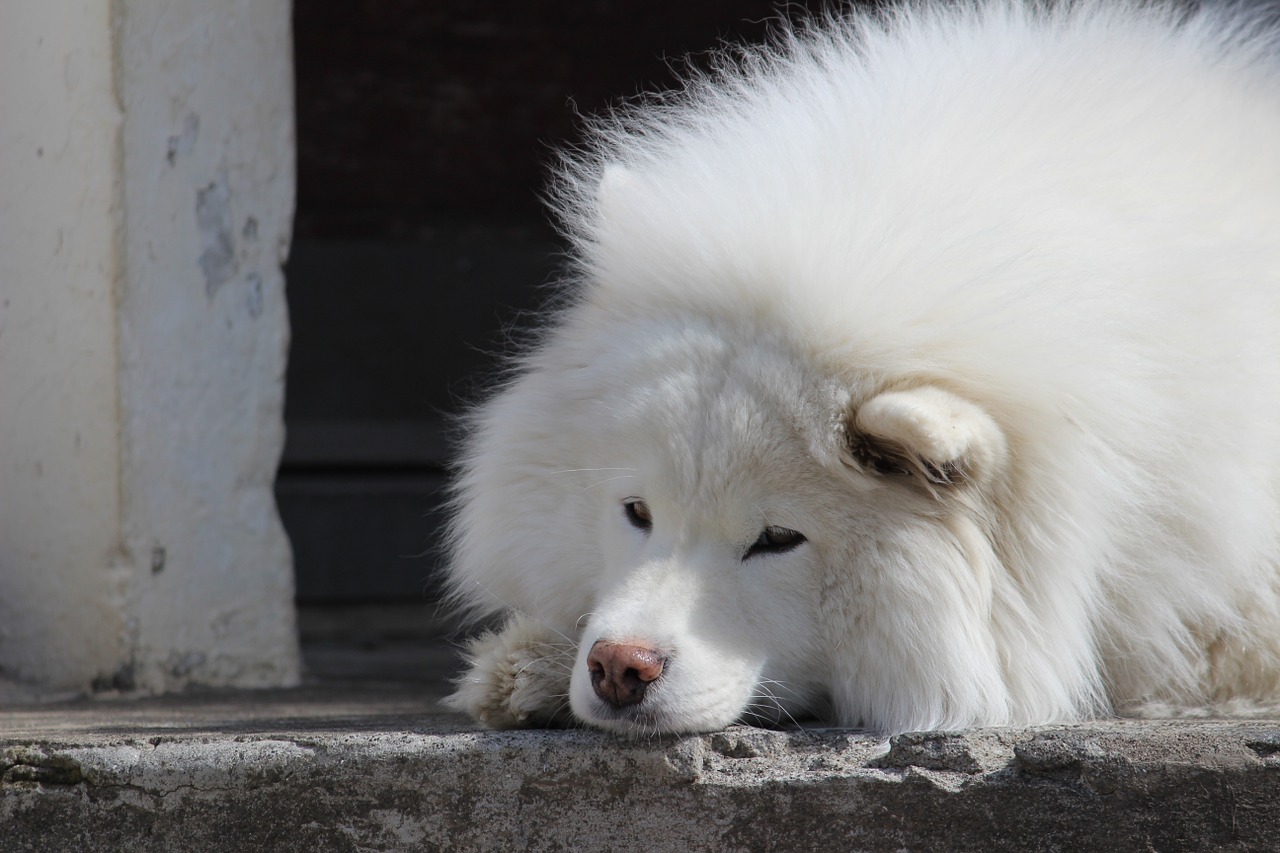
[444,0,1280,735]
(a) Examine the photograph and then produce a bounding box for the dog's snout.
[587,640,666,708]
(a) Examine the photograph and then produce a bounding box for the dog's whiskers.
[578,475,637,493]
[743,678,808,729]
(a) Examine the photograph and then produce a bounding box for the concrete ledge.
[4,683,1279,852]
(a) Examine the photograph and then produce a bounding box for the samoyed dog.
[444,0,1280,735]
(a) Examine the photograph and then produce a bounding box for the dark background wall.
[281,1,843,604]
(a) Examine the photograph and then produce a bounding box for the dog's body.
[444,1,1280,735]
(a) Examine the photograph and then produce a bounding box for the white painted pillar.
[0,0,300,696]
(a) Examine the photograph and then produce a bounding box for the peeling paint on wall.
[196,169,238,295]
[168,650,206,678]
[245,273,264,318]
[166,113,199,166]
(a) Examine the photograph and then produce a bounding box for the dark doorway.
[281,2,838,633]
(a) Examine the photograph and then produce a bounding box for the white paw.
[444,612,576,728]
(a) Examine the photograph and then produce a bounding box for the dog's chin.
[570,684,815,736]
[575,698,823,735]
[569,678,749,735]
[572,698,741,737]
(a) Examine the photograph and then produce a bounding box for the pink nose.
[586,640,666,708]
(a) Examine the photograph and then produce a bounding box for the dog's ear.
[849,386,1007,487]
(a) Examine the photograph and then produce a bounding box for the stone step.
[4,665,1279,852]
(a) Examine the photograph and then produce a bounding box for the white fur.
[444,0,1280,735]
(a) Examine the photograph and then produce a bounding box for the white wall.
[0,0,300,696]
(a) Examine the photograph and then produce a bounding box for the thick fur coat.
[444,0,1280,735]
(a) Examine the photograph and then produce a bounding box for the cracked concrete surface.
[4,666,1280,852]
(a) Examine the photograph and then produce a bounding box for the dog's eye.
[867,456,912,477]
[744,525,806,560]
[623,499,652,532]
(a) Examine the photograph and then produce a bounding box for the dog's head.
[451,311,1019,735]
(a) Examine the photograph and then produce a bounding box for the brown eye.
[623,499,652,532]
[744,526,806,560]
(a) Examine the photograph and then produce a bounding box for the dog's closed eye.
[744,526,806,560]
[623,498,652,532]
